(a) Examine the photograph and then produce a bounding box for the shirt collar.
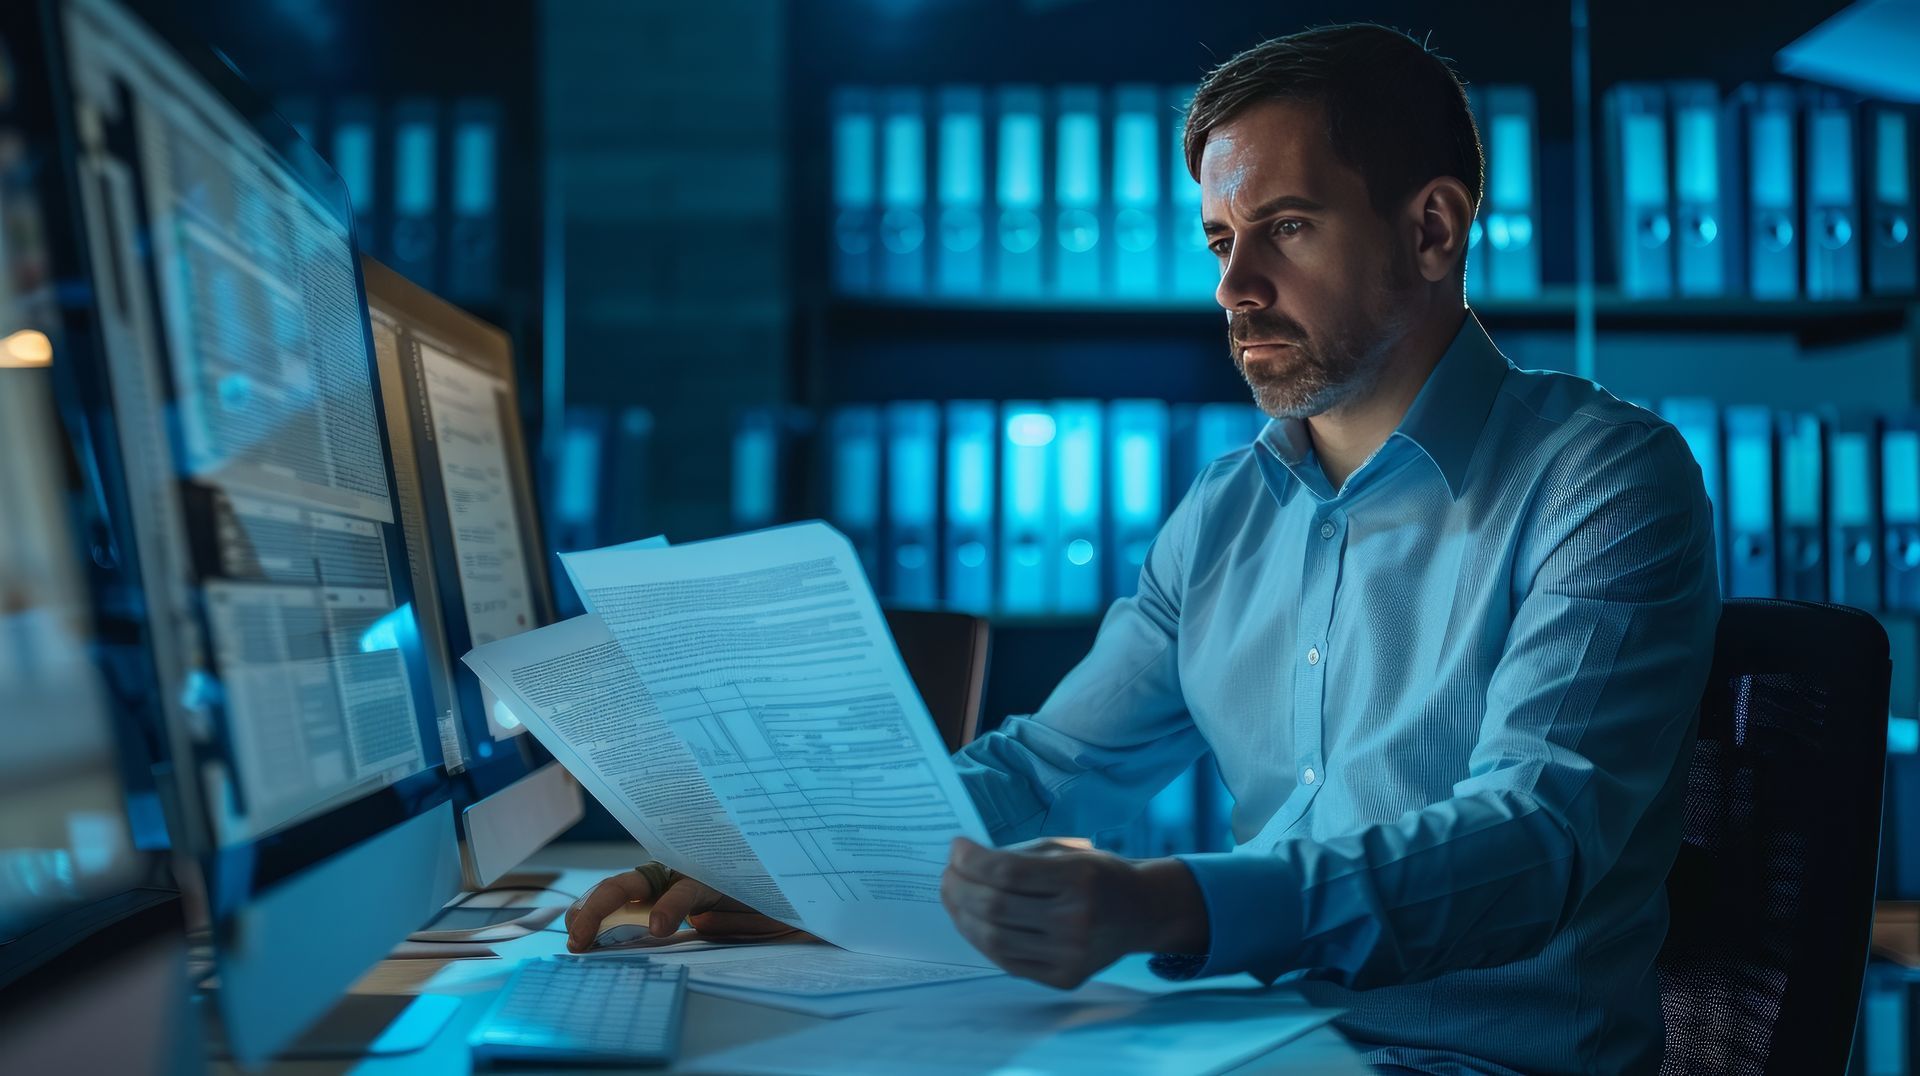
[1391,309,1510,499]
[1256,309,1509,503]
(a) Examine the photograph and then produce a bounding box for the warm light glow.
[0,330,53,368]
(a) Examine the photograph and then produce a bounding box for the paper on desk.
[684,945,1000,997]
[556,522,994,968]
[687,971,1106,1021]
[689,987,1338,1076]
[462,614,799,924]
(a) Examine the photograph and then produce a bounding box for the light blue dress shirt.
[954,311,1720,1076]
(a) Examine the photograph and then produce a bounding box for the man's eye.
[1275,219,1305,238]
[1208,238,1232,257]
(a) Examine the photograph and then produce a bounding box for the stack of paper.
[463,522,995,968]
[689,986,1337,1076]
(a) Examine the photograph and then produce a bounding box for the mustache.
[1228,311,1309,347]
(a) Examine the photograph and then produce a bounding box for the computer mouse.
[594,923,655,948]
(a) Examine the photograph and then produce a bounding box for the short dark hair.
[1182,24,1483,219]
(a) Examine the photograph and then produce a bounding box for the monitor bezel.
[359,253,561,812]
[24,0,453,923]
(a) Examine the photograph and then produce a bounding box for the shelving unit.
[780,2,1920,735]
[823,293,1920,348]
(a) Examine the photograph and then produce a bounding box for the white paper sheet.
[684,945,1001,997]
[689,987,1338,1076]
[686,973,1126,1021]
[462,614,798,923]
[556,522,993,967]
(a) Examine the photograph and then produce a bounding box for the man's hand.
[563,869,793,953]
[940,837,1210,990]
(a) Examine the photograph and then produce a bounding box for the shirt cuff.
[1151,851,1297,983]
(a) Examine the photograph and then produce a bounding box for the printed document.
[465,522,993,966]
[692,987,1338,1076]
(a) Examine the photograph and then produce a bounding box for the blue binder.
[1669,82,1730,297]
[885,401,940,606]
[1803,88,1862,301]
[1000,402,1057,612]
[1732,84,1800,300]
[1661,398,1728,594]
[1108,399,1169,600]
[1778,411,1828,602]
[731,408,781,531]
[1054,400,1104,613]
[1483,86,1542,298]
[1173,403,1265,487]
[1724,405,1777,598]
[1829,414,1882,609]
[831,87,878,295]
[1053,86,1103,298]
[1883,417,1920,612]
[944,401,996,613]
[828,407,884,588]
[446,98,501,302]
[331,97,378,247]
[1111,84,1162,299]
[1167,85,1217,301]
[1464,86,1486,303]
[391,98,440,289]
[604,409,656,548]
[552,408,608,561]
[879,87,929,296]
[995,86,1046,299]
[1605,83,1674,297]
[1867,103,1918,296]
[935,85,987,297]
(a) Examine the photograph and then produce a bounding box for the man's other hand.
[563,869,792,953]
[940,837,1210,989]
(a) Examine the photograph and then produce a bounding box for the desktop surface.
[210,842,1368,1075]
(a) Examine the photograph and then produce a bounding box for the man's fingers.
[947,838,1072,897]
[564,871,656,952]
[947,904,1082,978]
[686,910,796,937]
[941,870,1058,934]
[647,877,714,936]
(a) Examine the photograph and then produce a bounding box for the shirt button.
[1320,521,1336,540]
[1307,647,1320,665]
[1303,767,1317,785]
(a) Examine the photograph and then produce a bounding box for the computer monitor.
[0,355,198,1075]
[19,0,462,1062]
[360,255,583,895]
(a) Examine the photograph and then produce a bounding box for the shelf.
[821,292,1919,348]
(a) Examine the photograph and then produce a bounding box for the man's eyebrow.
[1201,194,1327,233]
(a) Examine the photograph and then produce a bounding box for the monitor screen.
[361,256,555,786]
[56,0,442,872]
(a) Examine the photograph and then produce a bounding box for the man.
[567,23,1718,1074]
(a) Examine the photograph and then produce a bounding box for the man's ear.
[1404,176,1476,285]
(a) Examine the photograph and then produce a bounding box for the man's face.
[1200,99,1418,419]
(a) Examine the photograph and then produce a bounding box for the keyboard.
[468,957,687,1067]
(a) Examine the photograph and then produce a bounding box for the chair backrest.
[1658,598,1890,1075]
[883,608,991,753]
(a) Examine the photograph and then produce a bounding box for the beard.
[1228,253,1416,420]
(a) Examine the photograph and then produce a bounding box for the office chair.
[883,608,990,752]
[1657,598,1890,1075]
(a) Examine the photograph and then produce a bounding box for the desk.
[230,842,1369,1075]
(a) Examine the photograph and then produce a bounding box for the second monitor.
[363,256,583,893]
